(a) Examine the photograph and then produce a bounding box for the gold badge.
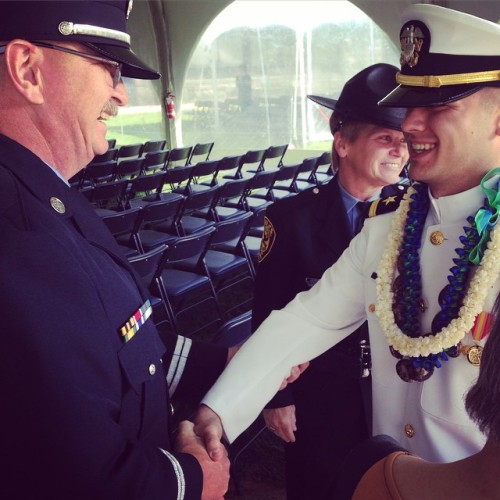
[258,216,276,263]
[400,24,424,68]
[50,197,66,214]
[430,231,445,245]
[461,344,483,366]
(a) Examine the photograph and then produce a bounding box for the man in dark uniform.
[252,64,409,499]
[0,2,230,498]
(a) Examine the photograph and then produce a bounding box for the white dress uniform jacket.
[203,182,496,463]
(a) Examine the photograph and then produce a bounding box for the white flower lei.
[375,185,500,358]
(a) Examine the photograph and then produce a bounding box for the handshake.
[175,361,309,499]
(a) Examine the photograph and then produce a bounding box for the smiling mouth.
[411,143,436,154]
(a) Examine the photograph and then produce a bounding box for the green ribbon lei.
[470,167,500,265]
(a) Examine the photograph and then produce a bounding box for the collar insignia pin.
[50,197,66,214]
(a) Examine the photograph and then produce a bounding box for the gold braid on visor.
[396,70,500,88]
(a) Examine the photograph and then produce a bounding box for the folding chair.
[84,160,117,186]
[249,144,288,174]
[202,177,250,221]
[295,156,319,192]
[112,157,145,180]
[203,212,255,312]
[116,143,143,162]
[131,197,184,253]
[142,150,170,174]
[206,155,243,186]
[187,160,220,193]
[84,178,129,212]
[127,244,169,327]
[165,146,193,169]
[91,147,118,164]
[124,171,167,208]
[155,226,224,335]
[100,206,142,258]
[188,142,214,164]
[268,163,300,200]
[223,149,265,180]
[140,139,167,156]
[311,151,334,185]
[176,185,220,235]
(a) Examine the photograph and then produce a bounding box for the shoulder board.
[366,186,408,218]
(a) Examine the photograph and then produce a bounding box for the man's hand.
[263,405,297,443]
[192,404,226,462]
[279,361,310,390]
[176,420,230,500]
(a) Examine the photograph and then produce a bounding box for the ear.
[334,131,348,159]
[4,40,45,104]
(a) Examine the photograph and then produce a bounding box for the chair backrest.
[128,244,168,287]
[235,149,266,178]
[188,142,214,164]
[273,163,299,183]
[140,139,167,156]
[190,159,220,186]
[124,172,167,206]
[116,143,143,161]
[142,150,170,173]
[89,178,129,209]
[135,196,185,228]
[107,138,117,149]
[209,211,253,247]
[261,144,288,170]
[91,147,118,164]
[211,178,250,216]
[181,185,220,214]
[100,206,142,237]
[165,146,193,168]
[213,155,243,183]
[85,160,117,185]
[162,226,216,269]
[297,156,319,177]
[163,165,194,193]
[213,310,252,347]
[113,158,145,180]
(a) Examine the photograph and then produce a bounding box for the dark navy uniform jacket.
[0,135,226,499]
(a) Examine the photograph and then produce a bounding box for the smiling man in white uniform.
[195,3,500,465]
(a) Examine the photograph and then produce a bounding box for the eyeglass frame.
[0,41,123,88]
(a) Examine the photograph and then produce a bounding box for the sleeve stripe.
[166,336,192,397]
[159,448,185,500]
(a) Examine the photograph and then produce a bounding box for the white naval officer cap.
[379,3,500,108]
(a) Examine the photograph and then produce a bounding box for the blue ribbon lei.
[469,168,500,265]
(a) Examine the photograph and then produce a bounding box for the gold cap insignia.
[400,24,425,69]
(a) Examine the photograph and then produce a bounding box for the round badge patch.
[258,216,276,263]
[50,197,66,214]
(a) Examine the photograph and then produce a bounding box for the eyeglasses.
[0,41,123,88]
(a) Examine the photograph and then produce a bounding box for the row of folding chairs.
[80,151,332,217]
[123,211,257,336]
[89,141,214,167]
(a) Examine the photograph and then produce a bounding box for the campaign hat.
[0,1,159,80]
[379,4,500,107]
[307,63,406,131]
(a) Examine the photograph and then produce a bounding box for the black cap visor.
[84,42,160,80]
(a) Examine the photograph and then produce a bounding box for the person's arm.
[197,231,368,446]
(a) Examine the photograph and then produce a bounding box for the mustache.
[101,100,119,117]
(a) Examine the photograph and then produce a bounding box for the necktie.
[354,201,370,235]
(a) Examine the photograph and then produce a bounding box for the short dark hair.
[465,295,500,444]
